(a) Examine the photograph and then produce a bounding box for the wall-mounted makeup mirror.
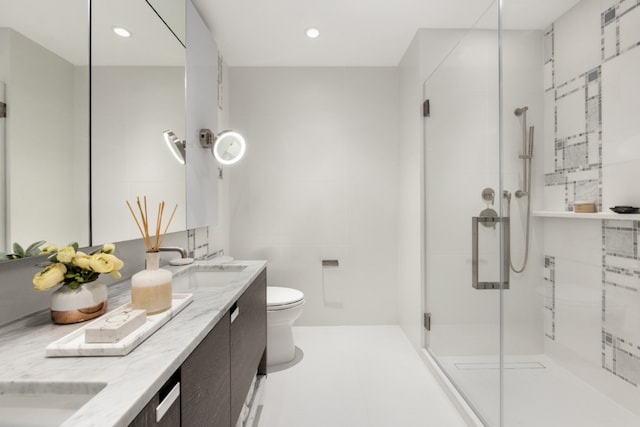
[212,131,246,165]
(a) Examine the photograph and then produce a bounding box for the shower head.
[514,106,528,116]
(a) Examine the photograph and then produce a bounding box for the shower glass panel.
[499,0,640,425]
[422,2,504,425]
[425,0,640,425]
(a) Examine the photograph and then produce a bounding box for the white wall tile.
[602,46,640,207]
[544,62,554,91]
[544,91,556,174]
[544,186,566,210]
[554,0,602,84]
[556,90,586,140]
[605,283,640,345]
[620,0,638,15]
[620,6,640,53]
[603,23,617,60]
[230,67,400,325]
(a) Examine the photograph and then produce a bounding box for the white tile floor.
[256,326,467,427]
[439,354,640,427]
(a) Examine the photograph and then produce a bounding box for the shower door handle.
[472,216,510,290]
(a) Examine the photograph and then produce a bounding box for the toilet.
[267,286,305,366]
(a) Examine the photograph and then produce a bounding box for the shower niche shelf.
[533,211,640,220]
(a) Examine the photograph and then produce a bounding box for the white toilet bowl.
[267,286,305,366]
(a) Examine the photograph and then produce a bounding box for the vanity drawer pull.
[230,303,240,323]
[156,382,180,422]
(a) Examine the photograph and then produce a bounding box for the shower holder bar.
[471,216,510,290]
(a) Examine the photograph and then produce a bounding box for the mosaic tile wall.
[602,220,640,386]
[543,255,555,340]
[543,0,640,389]
[543,28,603,211]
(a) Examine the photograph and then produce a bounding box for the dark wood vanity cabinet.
[230,269,267,425]
[129,372,181,427]
[181,312,231,427]
[130,268,267,427]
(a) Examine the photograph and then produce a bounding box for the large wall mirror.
[0,0,187,260]
[0,0,90,257]
[91,0,186,244]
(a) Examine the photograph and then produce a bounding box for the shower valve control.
[481,188,495,205]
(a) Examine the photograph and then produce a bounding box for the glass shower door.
[422,2,505,425]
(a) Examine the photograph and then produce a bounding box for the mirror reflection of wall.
[0,0,90,255]
[91,0,186,244]
[146,0,186,46]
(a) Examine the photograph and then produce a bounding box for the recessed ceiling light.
[305,27,320,39]
[112,26,131,38]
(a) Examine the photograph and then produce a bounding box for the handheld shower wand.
[509,106,534,273]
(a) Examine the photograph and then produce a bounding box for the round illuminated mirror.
[213,131,246,165]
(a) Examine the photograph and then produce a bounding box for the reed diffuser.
[126,197,178,315]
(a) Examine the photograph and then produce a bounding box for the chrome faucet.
[158,246,189,258]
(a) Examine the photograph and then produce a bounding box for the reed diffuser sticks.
[126,196,178,252]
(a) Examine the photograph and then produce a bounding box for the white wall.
[209,57,231,255]
[397,34,424,351]
[229,67,400,325]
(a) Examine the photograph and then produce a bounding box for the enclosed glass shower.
[422,0,640,426]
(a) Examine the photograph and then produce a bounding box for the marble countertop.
[0,259,267,427]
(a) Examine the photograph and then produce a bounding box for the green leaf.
[25,240,46,257]
[12,243,25,257]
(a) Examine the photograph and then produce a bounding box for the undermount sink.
[196,264,247,272]
[0,381,106,427]
[173,265,248,290]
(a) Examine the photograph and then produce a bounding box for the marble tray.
[45,293,193,357]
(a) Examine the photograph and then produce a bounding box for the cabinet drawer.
[182,312,231,427]
[129,372,181,427]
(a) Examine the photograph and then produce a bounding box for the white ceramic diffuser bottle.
[131,251,172,314]
[127,197,179,315]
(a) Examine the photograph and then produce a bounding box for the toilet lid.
[267,287,304,307]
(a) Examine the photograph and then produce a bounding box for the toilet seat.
[267,287,305,311]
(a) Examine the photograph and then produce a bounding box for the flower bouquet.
[33,242,124,291]
[33,243,124,324]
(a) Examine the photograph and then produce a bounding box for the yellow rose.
[89,253,124,274]
[72,251,92,269]
[57,246,76,263]
[33,263,67,291]
[40,243,57,254]
[102,243,115,254]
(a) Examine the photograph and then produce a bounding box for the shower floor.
[438,354,640,427]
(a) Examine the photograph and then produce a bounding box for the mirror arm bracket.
[199,128,214,148]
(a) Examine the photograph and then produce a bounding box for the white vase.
[50,280,108,324]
